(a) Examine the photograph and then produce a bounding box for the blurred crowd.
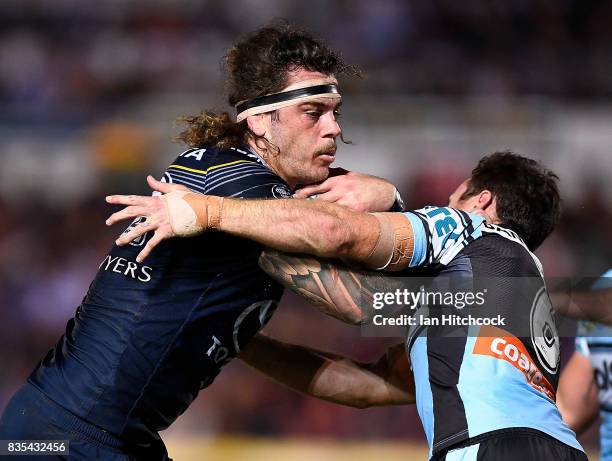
[2,0,612,124]
[0,0,611,447]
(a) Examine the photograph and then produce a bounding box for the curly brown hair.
[176,22,357,149]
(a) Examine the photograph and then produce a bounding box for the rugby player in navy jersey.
[0,24,404,461]
[109,152,588,460]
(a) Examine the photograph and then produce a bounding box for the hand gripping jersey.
[575,269,612,461]
[401,207,583,459]
[28,146,292,455]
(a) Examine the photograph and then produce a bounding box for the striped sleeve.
[402,206,486,268]
[162,147,292,199]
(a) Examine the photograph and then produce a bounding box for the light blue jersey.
[575,269,612,461]
[403,206,582,459]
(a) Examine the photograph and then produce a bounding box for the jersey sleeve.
[162,147,292,199]
[592,268,612,290]
[575,321,591,357]
[402,206,486,268]
[574,270,612,356]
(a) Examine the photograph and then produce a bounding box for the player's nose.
[322,112,341,138]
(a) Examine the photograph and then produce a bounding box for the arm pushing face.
[294,167,399,213]
[106,176,415,268]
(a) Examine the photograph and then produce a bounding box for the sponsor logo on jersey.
[473,325,555,400]
[99,254,153,282]
[122,216,150,247]
[271,184,292,198]
[595,359,612,391]
[179,148,206,161]
[591,356,612,412]
[232,300,277,353]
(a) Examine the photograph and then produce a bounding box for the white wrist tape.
[366,213,414,272]
[161,191,204,237]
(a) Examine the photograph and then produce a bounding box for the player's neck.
[247,139,296,190]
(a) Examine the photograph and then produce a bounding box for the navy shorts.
[0,383,171,461]
[433,428,588,461]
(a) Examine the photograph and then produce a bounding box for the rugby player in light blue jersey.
[558,269,612,461]
[108,152,587,460]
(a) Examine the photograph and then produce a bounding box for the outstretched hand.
[105,176,191,263]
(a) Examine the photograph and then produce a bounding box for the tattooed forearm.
[258,249,409,325]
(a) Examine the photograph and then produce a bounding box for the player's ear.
[247,114,270,139]
[477,190,494,210]
[475,191,501,224]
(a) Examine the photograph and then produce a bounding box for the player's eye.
[305,110,322,119]
[333,109,342,119]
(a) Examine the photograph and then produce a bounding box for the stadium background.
[0,0,610,459]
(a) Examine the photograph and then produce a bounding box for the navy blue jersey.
[29,146,292,452]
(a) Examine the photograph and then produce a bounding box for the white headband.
[235,78,342,122]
